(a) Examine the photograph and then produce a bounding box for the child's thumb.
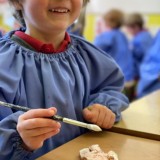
[83,107,93,120]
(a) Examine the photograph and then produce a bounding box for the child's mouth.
[49,8,70,13]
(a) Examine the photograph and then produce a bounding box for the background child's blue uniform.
[0,30,128,160]
[130,30,153,78]
[137,30,160,97]
[0,31,3,37]
[67,24,82,36]
[94,29,134,82]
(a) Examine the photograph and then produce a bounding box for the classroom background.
[0,0,160,41]
[84,0,160,42]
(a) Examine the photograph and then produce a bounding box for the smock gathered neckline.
[2,29,80,60]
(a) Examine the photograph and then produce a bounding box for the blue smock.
[94,29,134,82]
[0,30,129,160]
[0,31,3,37]
[137,30,160,97]
[130,30,153,78]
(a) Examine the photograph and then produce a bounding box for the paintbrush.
[0,101,102,132]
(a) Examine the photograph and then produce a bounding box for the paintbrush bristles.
[86,124,102,132]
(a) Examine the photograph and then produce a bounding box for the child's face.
[126,26,140,36]
[19,0,83,34]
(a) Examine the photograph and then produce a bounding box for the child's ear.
[12,1,23,10]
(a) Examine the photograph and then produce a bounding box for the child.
[95,16,107,37]
[125,13,153,79]
[0,0,128,159]
[94,9,135,101]
[137,30,160,97]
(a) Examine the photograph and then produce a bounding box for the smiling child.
[0,0,128,159]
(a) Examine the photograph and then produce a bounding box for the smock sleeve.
[0,40,24,120]
[76,39,129,122]
[0,112,33,160]
[0,40,32,159]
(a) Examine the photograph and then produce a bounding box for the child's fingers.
[22,126,60,137]
[19,108,57,121]
[23,129,60,151]
[102,111,115,129]
[17,118,60,130]
[34,129,60,147]
[32,129,60,149]
[106,113,116,129]
[101,112,111,129]
[83,104,116,129]
[82,108,92,120]
[48,107,57,112]
[42,129,60,141]
[17,107,60,151]
[96,107,106,127]
[83,107,99,124]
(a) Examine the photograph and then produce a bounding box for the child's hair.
[125,13,144,29]
[8,0,90,28]
[103,9,124,29]
[8,0,25,27]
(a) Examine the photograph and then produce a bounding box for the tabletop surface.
[111,90,160,140]
[37,131,160,160]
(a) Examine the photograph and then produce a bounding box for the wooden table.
[111,90,160,141]
[37,132,160,160]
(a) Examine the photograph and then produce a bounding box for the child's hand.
[83,104,116,129]
[17,107,61,151]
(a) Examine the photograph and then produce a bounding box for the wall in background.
[0,2,12,31]
[87,0,160,14]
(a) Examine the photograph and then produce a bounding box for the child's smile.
[49,8,70,14]
[17,0,82,38]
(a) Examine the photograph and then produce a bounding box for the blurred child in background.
[94,9,135,101]
[0,30,2,37]
[125,13,153,80]
[137,30,160,97]
[0,28,5,37]
[95,16,107,36]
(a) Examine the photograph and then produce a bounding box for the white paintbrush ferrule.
[63,118,102,132]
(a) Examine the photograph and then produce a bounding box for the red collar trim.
[14,31,71,54]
